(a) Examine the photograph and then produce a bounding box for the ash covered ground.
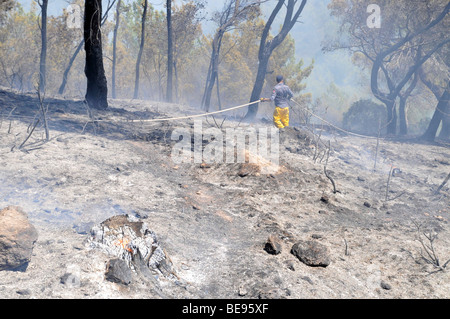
[0,88,449,299]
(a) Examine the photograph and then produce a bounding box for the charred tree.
[111,0,121,99]
[369,3,449,135]
[38,0,48,94]
[59,1,115,96]
[202,28,224,111]
[166,0,173,103]
[244,0,307,120]
[84,0,108,109]
[134,0,148,100]
[398,72,419,135]
[59,40,84,95]
[202,0,261,112]
[421,80,450,141]
[326,1,450,136]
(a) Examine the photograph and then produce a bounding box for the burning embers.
[88,214,176,280]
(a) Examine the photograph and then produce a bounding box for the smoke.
[0,179,136,231]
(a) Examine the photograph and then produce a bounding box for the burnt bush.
[343,99,386,136]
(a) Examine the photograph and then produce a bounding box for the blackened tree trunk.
[438,114,450,140]
[112,0,121,99]
[398,96,408,135]
[59,0,116,96]
[202,30,224,111]
[398,72,418,135]
[134,0,148,99]
[419,67,450,141]
[248,50,270,112]
[59,39,84,95]
[385,100,397,135]
[84,0,108,109]
[38,0,48,94]
[370,38,448,135]
[166,0,173,103]
[421,81,450,141]
[202,0,261,112]
[245,0,307,120]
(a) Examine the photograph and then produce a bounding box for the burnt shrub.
[343,99,386,136]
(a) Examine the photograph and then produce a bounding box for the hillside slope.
[0,89,449,298]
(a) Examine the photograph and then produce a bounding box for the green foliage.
[342,99,386,136]
[0,3,39,91]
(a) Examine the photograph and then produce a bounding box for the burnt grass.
[0,88,449,299]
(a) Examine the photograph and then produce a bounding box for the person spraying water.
[260,75,294,129]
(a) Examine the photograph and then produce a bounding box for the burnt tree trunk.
[398,72,418,135]
[59,39,84,95]
[174,60,179,102]
[245,0,307,120]
[248,51,270,114]
[385,99,397,135]
[421,81,450,141]
[202,30,224,111]
[166,0,173,103]
[438,115,450,140]
[38,0,48,94]
[398,96,408,135]
[112,0,121,99]
[134,0,148,99]
[60,1,115,96]
[84,0,108,109]
[202,0,262,112]
[367,4,450,135]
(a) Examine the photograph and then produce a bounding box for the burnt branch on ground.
[323,140,338,194]
[413,220,450,273]
[434,172,450,195]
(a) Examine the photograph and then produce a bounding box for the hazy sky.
[16,0,367,100]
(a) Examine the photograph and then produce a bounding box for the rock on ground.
[0,206,38,271]
[264,234,282,255]
[105,258,132,285]
[291,240,330,268]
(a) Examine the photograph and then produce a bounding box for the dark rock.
[60,273,80,287]
[363,201,371,208]
[257,287,287,299]
[301,276,314,285]
[72,222,95,235]
[134,211,149,219]
[0,206,38,271]
[105,258,132,285]
[291,240,331,267]
[380,281,392,290]
[264,235,282,255]
[16,289,31,295]
[311,234,322,239]
[285,260,295,271]
[320,195,329,204]
[238,163,260,177]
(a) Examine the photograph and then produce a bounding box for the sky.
[16,0,368,102]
